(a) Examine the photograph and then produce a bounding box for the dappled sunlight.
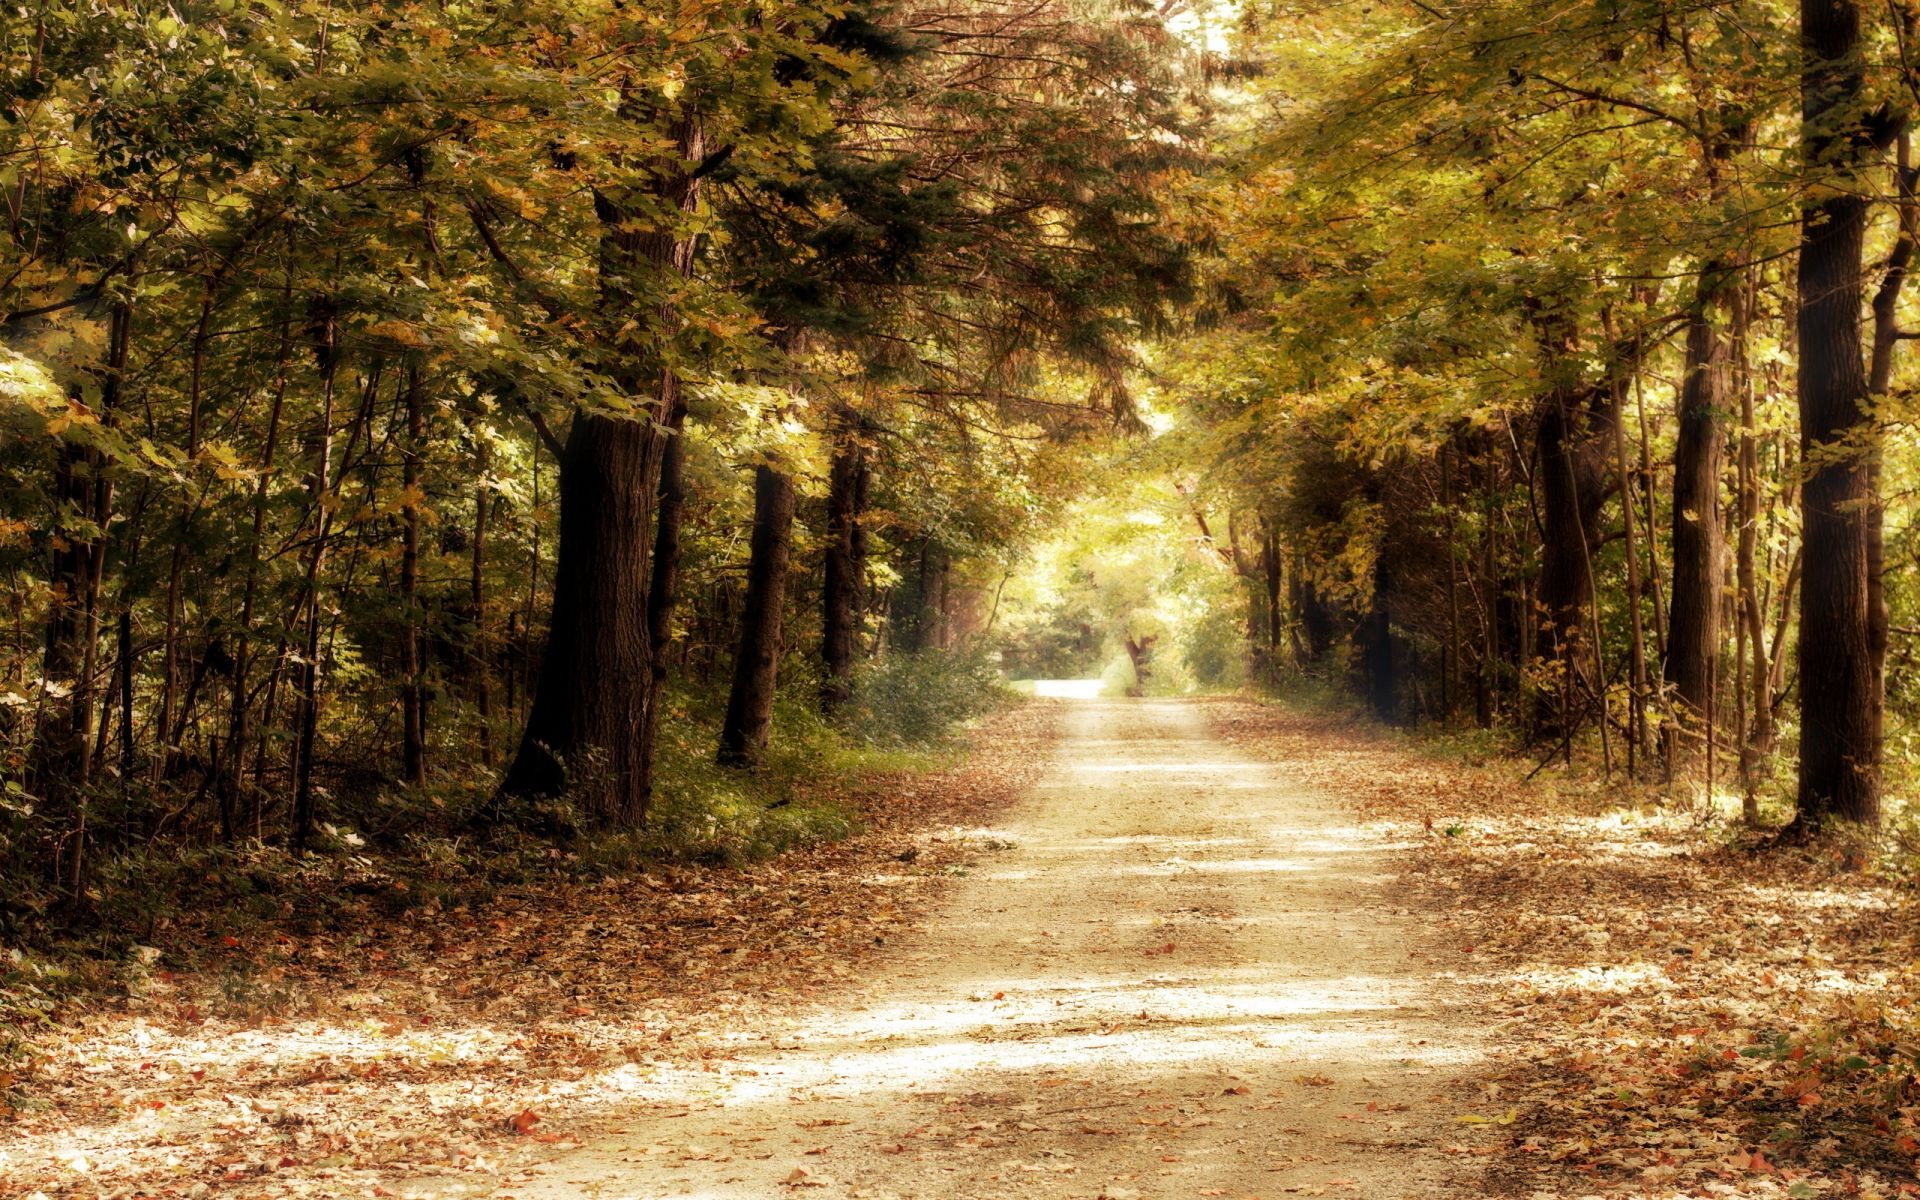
[10,699,1489,1200]
[376,697,1491,1199]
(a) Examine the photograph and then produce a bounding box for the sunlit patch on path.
[1029,679,1106,699]
[423,699,1487,1199]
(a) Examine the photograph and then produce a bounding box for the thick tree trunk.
[1794,0,1882,828]
[500,108,704,826]
[718,465,797,767]
[503,414,666,819]
[1664,270,1731,765]
[820,417,864,714]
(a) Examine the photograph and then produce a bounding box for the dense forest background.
[7,0,1920,1004]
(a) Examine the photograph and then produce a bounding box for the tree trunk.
[1794,0,1881,828]
[503,414,666,819]
[399,361,428,786]
[893,537,946,654]
[635,383,690,813]
[290,320,343,851]
[470,434,495,769]
[1295,566,1335,665]
[500,107,705,826]
[1533,378,1614,739]
[1664,269,1732,766]
[820,416,864,714]
[1363,550,1394,722]
[1611,365,1652,774]
[34,297,131,887]
[224,293,295,840]
[718,464,796,767]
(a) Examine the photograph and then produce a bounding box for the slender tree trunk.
[1534,376,1613,740]
[290,323,343,850]
[1611,366,1651,774]
[820,415,863,714]
[470,433,495,769]
[718,464,796,768]
[1441,445,1461,719]
[635,383,690,813]
[1478,446,1498,727]
[35,432,96,799]
[399,361,428,786]
[224,300,293,839]
[1363,550,1394,722]
[1794,0,1882,828]
[850,450,871,654]
[893,537,945,655]
[35,296,131,888]
[1261,521,1283,677]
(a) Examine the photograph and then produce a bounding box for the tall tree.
[1794,0,1885,827]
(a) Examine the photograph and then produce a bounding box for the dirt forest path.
[447,698,1484,1199]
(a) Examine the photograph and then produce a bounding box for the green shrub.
[843,649,1007,747]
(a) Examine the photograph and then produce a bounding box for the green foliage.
[1182,604,1249,691]
[844,650,1008,749]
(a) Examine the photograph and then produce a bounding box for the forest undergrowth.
[1208,696,1920,1200]
[0,700,1055,1199]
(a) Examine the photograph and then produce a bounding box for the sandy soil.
[409,698,1485,1199]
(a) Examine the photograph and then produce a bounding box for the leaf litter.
[1210,697,1920,1200]
[1,706,1058,1199]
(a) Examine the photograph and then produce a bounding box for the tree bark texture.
[1534,379,1614,738]
[820,418,865,714]
[501,107,704,826]
[1664,270,1731,763]
[1795,0,1881,827]
[718,464,797,767]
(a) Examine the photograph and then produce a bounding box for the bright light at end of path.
[1032,679,1105,698]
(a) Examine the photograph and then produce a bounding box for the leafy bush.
[1183,604,1250,690]
[843,649,1008,747]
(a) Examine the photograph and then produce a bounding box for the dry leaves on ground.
[0,704,1058,1199]
[1207,696,1920,1200]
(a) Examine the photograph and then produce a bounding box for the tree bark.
[500,107,705,826]
[820,415,864,714]
[718,464,797,767]
[1611,364,1652,773]
[399,361,428,786]
[1794,0,1882,828]
[290,316,343,851]
[1534,377,1614,739]
[893,537,946,655]
[1363,549,1394,722]
[1664,268,1732,765]
[470,434,495,769]
[635,383,689,812]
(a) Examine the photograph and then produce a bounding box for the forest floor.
[6,695,1918,1199]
